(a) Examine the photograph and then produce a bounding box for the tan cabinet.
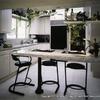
[9,50,17,74]
[0,51,10,79]
[0,43,50,81]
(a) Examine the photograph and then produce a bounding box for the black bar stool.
[9,54,35,96]
[64,62,88,99]
[41,59,60,93]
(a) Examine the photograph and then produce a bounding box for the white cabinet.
[38,17,50,35]
[30,16,50,35]
[0,51,10,79]
[30,17,39,34]
[9,49,18,74]
[0,9,12,33]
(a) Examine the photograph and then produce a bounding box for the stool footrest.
[42,80,58,85]
[67,84,85,90]
[41,80,60,93]
[64,84,88,97]
[9,82,35,95]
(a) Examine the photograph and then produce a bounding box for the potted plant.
[87,38,99,57]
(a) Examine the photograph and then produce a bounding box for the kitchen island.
[13,49,100,94]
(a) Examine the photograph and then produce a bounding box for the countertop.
[13,49,100,63]
[0,43,38,51]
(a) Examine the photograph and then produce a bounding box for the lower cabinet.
[9,51,17,74]
[0,51,10,79]
[0,43,50,81]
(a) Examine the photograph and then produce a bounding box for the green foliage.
[70,24,85,51]
[26,8,40,26]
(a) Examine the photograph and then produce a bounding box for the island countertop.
[13,49,100,63]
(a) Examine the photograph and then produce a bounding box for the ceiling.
[0,0,100,10]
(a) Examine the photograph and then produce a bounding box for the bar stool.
[9,54,35,96]
[64,62,88,99]
[41,59,60,93]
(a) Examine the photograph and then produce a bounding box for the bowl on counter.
[3,43,12,48]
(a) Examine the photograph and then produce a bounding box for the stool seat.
[41,59,60,93]
[42,60,57,66]
[67,63,85,70]
[15,61,31,67]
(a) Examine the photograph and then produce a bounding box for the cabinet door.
[38,17,50,35]
[44,17,50,34]
[38,18,45,34]
[0,54,9,79]
[9,53,17,74]
[0,9,12,33]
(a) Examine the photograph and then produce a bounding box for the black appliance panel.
[51,26,67,49]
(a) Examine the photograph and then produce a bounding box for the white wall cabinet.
[30,16,50,35]
[38,17,50,35]
[0,9,12,33]
[30,17,39,34]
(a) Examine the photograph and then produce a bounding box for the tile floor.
[0,62,100,100]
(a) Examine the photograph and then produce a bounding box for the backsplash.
[0,34,28,47]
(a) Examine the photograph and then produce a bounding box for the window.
[17,20,26,39]
[7,18,16,39]
[67,7,84,16]
[7,16,29,39]
[50,9,65,20]
[50,8,84,21]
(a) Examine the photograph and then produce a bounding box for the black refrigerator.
[51,26,67,49]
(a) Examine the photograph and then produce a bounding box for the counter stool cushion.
[67,63,85,70]
[41,59,60,93]
[42,60,57,66]
[15,61,31,67]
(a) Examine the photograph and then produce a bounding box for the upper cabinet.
[0,9,12,33]
[30,16,50,35]
[38,16,50,35]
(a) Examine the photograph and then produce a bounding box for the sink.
[13,44,31,48]
[62,50,86,55]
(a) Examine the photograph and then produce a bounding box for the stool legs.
[64,62,67,95]
[55,64,60,93]
[9,66,34,96]
[85,63,88,100]
[64,62,88,100]
[41,61,60,94]
[24,66,32,83]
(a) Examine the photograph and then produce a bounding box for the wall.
[50,20,66,26]
[90,5,100,78]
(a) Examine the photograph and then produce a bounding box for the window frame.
[7,14,29,39]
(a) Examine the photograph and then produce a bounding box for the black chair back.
[12,54,20,62]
